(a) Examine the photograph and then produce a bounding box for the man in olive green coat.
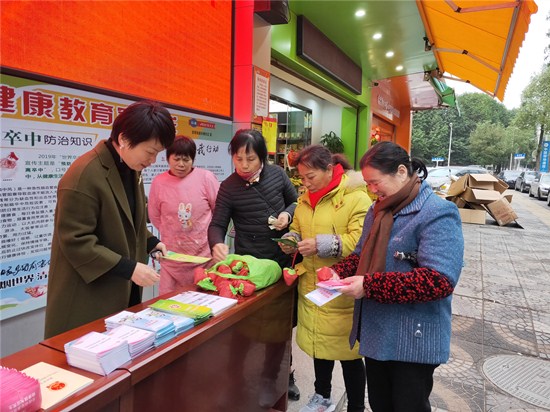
[44,101,175,338]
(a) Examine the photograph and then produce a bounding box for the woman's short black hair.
[110,100,175,149]
[166,136,196,162]
[228,129,268,163]
[295,144,352,171]
[359,141,428,180]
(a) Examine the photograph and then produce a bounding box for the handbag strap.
[251,184,282,216]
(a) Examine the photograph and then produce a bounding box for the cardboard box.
[485,197,518,226]
[447,173,508,196]
[452,197,467,208]
[462,187,502,204]
[458,208,487,224]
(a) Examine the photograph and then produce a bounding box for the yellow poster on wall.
[262,117,277,154]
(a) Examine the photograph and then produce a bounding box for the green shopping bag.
[194,254,282,297]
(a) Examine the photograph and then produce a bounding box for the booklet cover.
[149,299,212,322]
[104,311,174,334]
[104,325,156,358]
[136,308,194,335]
[22,362,93,409]
[171,291,238,316]
[64,331,131,376]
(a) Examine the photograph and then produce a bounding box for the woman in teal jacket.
[336,142,464,412]
[280,145,372,412]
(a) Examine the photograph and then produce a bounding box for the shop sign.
[540,141,549,172]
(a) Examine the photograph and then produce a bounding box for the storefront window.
[268,97,312,178]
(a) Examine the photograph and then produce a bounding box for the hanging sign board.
[262,117,278,154]
[253,66,271,124]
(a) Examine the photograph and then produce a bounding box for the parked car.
[514,171,540,193]
[426,166,488,192]
[529,172,550,200]
[497,170,521,188]
[425,166,463,191]
[454,166,488,177]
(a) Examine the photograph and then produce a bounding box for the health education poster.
[0,74,233,320]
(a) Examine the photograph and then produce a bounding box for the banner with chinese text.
[0,74,232,320]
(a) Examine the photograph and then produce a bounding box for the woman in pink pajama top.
[148,136,219,294]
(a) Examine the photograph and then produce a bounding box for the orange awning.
[417,0,538,101]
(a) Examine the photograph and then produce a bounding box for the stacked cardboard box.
[445,174,518,226]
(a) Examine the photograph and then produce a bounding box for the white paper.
[305,288,342,306]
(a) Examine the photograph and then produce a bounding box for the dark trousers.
[364,357,438,412]
[314,357,366,412]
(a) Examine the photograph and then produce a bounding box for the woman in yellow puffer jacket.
[279,144,372,412]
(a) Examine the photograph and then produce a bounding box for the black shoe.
[288,371,300,401]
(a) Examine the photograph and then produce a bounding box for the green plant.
[320,131,344,153]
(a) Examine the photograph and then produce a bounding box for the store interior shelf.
[277,139,304,143]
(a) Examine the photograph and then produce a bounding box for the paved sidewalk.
[288,190,550,412]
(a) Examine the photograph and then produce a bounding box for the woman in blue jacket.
[333,141,464,412]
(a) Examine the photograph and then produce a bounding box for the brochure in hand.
[271,237,298,247]
[160,251,211,263]
[305,287,342,306]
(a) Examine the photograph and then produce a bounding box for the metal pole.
[447,123,453,167]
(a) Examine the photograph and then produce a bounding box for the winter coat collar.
[376,180,433,217]
[299,170,366,208]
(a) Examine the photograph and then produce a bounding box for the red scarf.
[308,163,344,209]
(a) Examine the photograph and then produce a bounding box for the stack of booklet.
[104,311,175,347]
[64,331,131,376]
[104,325,156,358]
[148,298,213,325]
[136,308,194,336]
[0,366,41,411]
[171,291,238,316]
